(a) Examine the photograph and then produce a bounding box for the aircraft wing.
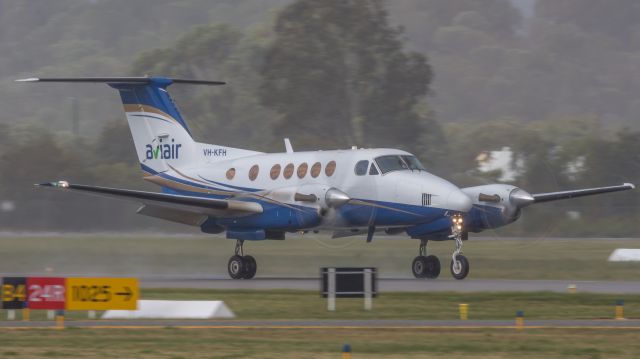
[37,181,262,224]
[532,183,635,203]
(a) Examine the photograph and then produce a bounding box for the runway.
[140,276,640,293]
[1,319,640,330]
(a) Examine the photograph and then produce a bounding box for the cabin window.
[325,161,336,177]
[249,165,259,181]
[369,163,379,175]
[354,160,369,176]
[283,163,294,179]
[297,162,308,178]
[270,164,281,180]
[311,162,321,178]
[226,168,236,180]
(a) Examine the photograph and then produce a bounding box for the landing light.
[56,181,69,188]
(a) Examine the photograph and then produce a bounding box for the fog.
[0,0,637,236]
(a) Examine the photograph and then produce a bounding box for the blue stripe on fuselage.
[197,175,262,193]
[340,199,449,227]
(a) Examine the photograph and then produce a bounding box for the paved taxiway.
[1,319,640,330]
[140,277,640,293]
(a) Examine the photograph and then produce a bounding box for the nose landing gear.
[449,214,469,280]
[227,240,258,279]
[411,239,441,279]
[411,214,470,280]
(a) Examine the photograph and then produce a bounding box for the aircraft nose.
[446,189,473,212]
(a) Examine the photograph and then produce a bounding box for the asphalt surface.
[1,319,640,329]
[139,276,640,293]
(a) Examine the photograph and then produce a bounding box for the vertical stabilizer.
[109,77,201,173]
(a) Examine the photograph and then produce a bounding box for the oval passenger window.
[297,163,308,178]
[270,164,281,180]
[283,163,294,179]
[226,168,236,180]
[325,161,336,177]
[311,162,321,178]
[249,165,259,181]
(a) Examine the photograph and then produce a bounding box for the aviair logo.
[145,138,181,160]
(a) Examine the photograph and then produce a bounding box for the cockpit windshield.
[401,155,426,171]
[375,155,426,174]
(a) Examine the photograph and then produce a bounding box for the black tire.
[424,255,441,279]
[412,256,427,278]
[242,255,257,279]
[228,255,245,279]
[450,254,470,280]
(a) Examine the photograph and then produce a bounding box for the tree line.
[0,0,637,235]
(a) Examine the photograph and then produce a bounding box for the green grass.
[0,328,639,358]
[2,290,638,321]
[0,235,638,280]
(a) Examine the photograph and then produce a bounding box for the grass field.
[0,289,638,357]
[1,235,638,357]
[0,234,638,280]
[2,290,639,321]
[0,327,639,358]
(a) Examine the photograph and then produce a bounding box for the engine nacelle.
[462,184,534,231]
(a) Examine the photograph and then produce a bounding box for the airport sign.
[1,277,27,309]
[27,277,66,310]
[66,277,139,310]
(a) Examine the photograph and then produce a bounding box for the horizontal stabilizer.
[15,77,225,86]
[36,181,262,217]
[532,183,635,203]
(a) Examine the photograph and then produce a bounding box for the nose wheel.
[412,239,441,279]
[449,214,470,280]
[227,240,258,279]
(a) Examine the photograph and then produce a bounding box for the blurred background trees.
[0,0,637,236]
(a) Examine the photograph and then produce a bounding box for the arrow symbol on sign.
[115,287,133,301]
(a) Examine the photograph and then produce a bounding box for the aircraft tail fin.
[16,77,226,174]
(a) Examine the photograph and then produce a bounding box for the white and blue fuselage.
[21,76,634,279]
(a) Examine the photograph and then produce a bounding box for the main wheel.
[424,255,441,279]
[242,255,257,279]
[450,254,470,280]
[412,256,428,278]
[228,255,245,279]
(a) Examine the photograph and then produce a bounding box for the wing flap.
[533,183,635,203]
[37,181,263,217]
[137,205,208,226]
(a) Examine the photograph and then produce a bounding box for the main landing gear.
[411,239,441,278]
[227,240,257,280]
[411,214,470,280]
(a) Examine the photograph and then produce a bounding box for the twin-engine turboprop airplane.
[18,76,635,280]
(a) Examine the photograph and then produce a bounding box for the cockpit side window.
[369,163,379,175]
[354,160,369,176]
[375,155,408,174]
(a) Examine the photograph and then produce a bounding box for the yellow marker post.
[342,344,351,359]
[22,308,30,321]
[56,314,65,330]
[615,300,625,320]
[567,284,577,294]
[459,303,469,320]
[515,310,524,330]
